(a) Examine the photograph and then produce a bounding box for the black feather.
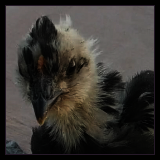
[39,43,59,75]
[97,66,125,116]
[119,70,154,132]
[18,46,34,79]
[29,16,59,75]
[31,124,65,154]
[30,16,57,43]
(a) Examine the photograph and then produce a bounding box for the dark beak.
[32,94,47,125]
[32,90,63,125]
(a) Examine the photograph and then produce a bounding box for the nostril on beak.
[53,89,63,98]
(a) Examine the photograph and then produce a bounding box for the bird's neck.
[46,91,107,152]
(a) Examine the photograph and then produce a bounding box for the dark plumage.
[16,15,154,154]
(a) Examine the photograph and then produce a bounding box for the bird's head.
[16,15,100,126]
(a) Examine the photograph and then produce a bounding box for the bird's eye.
[77,57,88,73]
[66,58,76,76]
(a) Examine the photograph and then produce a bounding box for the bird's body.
[16,16,154,154]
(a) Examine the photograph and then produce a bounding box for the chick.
[16,15,154,154]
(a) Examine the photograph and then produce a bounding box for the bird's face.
[16,16,98,125]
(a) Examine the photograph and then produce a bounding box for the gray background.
[6,6,154,154]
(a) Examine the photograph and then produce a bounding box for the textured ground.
[6,6,154,154]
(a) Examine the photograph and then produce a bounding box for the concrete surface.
[6,6,154,154]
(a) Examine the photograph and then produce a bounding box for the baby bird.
[16,15,154,154]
